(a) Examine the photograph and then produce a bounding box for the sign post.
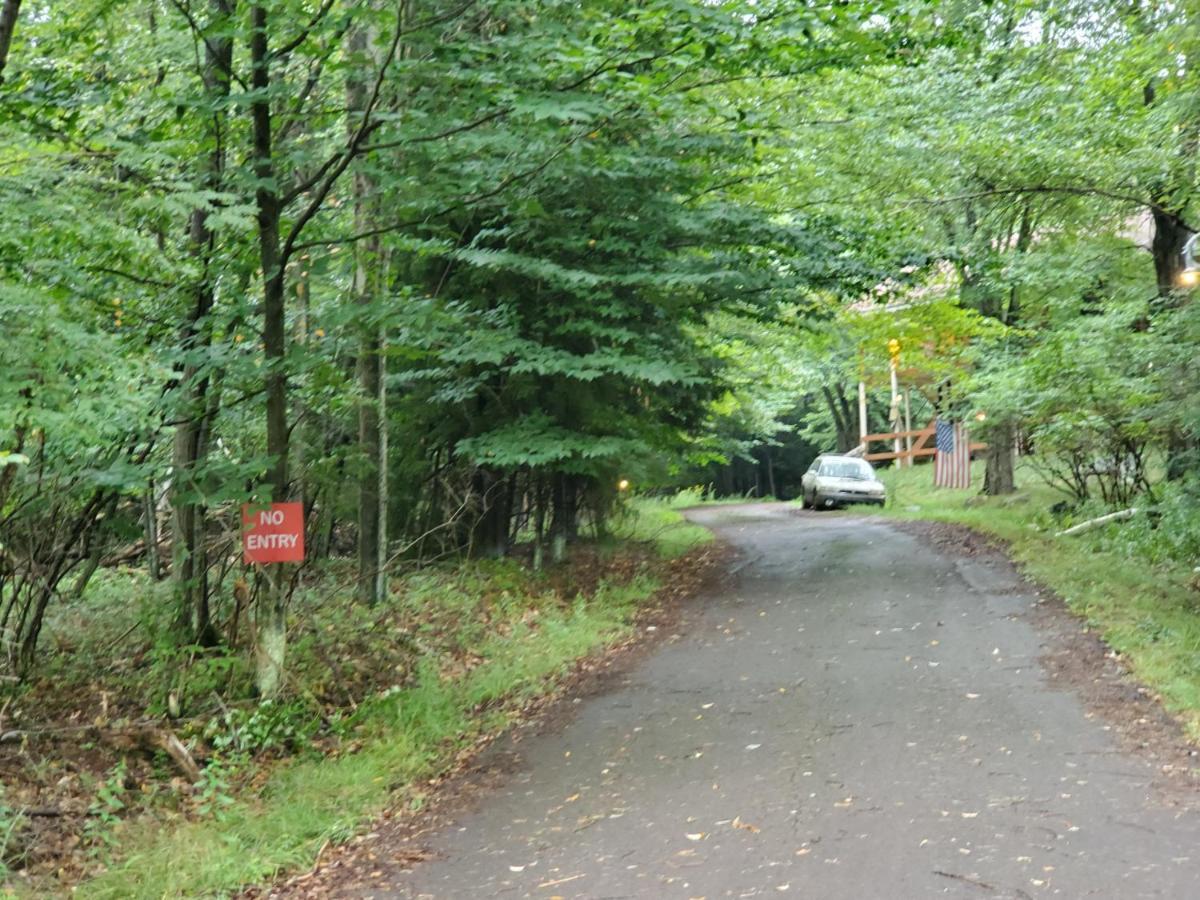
[242,502,305,565]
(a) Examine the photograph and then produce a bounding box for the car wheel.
[801,490,811,510]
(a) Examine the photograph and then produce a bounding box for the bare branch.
[269,0,340,60]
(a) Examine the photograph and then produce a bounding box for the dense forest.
[2,0,1199,893]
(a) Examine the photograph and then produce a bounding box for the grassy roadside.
[863,461,1200,740]
[79,578,653,899]
[612,492,716,559]
[6,501,713,899]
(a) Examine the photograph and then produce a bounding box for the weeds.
[0,788,25,881]
[613,496,713,558]
[82,761,128,857]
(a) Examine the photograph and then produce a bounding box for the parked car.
[800,454,886,509]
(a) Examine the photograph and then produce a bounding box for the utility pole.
[857,380,867,449]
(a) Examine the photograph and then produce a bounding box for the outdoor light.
[1179,233,1199,289]
[617,479,631,491]
[975,411,987,422]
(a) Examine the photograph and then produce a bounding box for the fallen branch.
[933,869,997,893]
[0,721,202,781]
[19,807,97,818]
[1055,507,1138,537]
[154,729,203,782]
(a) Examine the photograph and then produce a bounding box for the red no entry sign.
[242,502,305,564]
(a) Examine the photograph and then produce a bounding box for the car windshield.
[819,460,875,480]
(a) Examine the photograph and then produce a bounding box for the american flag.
[934,418,971,489]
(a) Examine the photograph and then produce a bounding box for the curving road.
[370,504,1199,899]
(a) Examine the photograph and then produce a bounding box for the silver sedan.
[801,455,886,509]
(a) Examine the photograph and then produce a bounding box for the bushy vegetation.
[4,501,705,893]
[78,570,664,900]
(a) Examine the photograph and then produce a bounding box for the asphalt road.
[382,504,1199,899]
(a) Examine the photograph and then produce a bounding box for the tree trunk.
[983,420,1016,496]
[143,478,161,580]
[1150,207,1191,302]
[470,468,511,558]
[549,472,575,563]
[251,2,290,698]
[530,473,546,570]
[354,307,383,599]
[347,23,385,604]
[978,204,1031,496]
[171,0,233,646]
[1151,207,1195,479]
[822,385,856,453]
[0,0,21,82]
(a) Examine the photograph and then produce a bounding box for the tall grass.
[613,496,714,558]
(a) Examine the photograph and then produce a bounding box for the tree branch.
[270,0,340,60]
[292,118,597,253]
[168,0,249,91]
[279,3,407,266]
[911,184,1195,231]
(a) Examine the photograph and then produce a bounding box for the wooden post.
[903,388,913,468]
[889,358,901,469]
[858,380,868,446]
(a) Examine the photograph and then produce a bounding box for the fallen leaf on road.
[686,832,706,841]
[731,815,761,833]
[745,743,762,750]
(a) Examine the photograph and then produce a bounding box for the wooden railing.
[862,419,985,463]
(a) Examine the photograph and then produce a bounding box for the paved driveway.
[368,504,1200,898]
